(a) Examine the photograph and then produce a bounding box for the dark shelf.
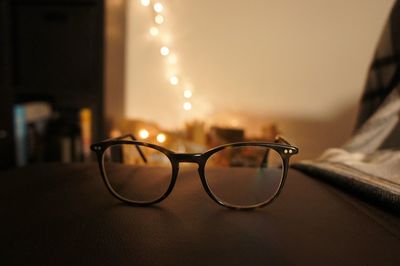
[0,0,104,169]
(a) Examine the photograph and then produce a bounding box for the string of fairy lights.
[140,0,193,111]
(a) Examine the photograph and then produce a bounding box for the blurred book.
[13,102,52,167]
[208,126,244,147]
[80,108,92,161]
[13,103,94,165]
[46,107,87,163]
[14,105,27,167]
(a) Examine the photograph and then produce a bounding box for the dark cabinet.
[0,0,14,169]
[15,4,100,96]
[0,0,104,169]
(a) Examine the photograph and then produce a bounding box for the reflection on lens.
[103,144,172,203]
[205,145,284,207]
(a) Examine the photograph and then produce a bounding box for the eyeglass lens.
[204,146,284,207]
[103,144,172,203]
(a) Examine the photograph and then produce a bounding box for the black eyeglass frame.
[91,135,299,210]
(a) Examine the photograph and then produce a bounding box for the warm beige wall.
[124,0,395,159]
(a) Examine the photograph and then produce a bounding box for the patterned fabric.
[294,2,400,209]
[356,1,400,130]
[295,88,400,208]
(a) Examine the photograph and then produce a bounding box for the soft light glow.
[137,0,202,114]
[153,2,163,13]
[160,46,170,56]
[149,27,159,36]
[183,89,192,99]
[156,133,166,143]
[170,76,179,85]
[230,119,240,127]
[110,129,122,138]
[167,54,177,65]
[183,102,192,111]
[138,129,149,139]
[155,14,164,24]
[140,0,150,7]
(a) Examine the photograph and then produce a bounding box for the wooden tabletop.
[1,163,399,265]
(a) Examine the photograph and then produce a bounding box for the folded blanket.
[294,88,400,210]
[294,149,400,208]
[318,148,400,185]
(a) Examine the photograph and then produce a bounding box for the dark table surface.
[1,163,399,265]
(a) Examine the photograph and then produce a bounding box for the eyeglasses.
[91,134,299,209]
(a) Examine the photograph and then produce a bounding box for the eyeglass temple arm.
[260,135,292,168]
[274,135,291,145]
[107,134,148,163]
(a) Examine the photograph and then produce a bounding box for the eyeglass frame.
[91,134,299,210]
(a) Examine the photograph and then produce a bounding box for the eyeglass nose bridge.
[173,153,204,164]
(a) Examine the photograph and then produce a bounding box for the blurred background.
[0,0,396,168]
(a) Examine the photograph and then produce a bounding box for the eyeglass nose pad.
[197,166,203,177]
[197,165,209,188]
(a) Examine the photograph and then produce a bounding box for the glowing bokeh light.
[149,27,159,36]
[183,102,192,111]
[153,2,163,13]
[156,133,167,143]
[183,89,192,99]
[140,0,150,7]
[170,76,179,85]
[142,0,200,113]
[155,14,164,24]
[160,46,170,56]
[138,129,150,139]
